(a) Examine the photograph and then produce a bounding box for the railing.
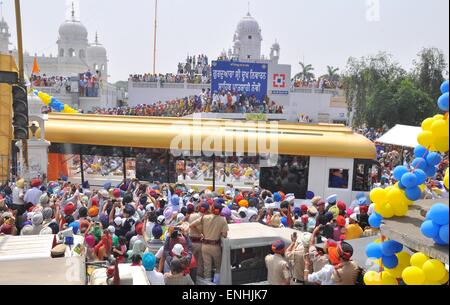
[129,81,343,95]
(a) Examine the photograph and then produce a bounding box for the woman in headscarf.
[126,239,146,263]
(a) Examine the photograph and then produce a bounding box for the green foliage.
[294,62,315,82]
[343,49,447,128]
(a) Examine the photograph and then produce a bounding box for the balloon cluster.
[364,250,411,285]
[402,252,449,285]
[420,203,449,245]
[369,184,412,219]
[33,90,78,114]
[417,80,449,153]
[365,239,403,269]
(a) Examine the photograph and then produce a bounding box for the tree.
[342,52,406,128]
[294,62,315,82]
[322,66,340,83]
[413,47,448,100]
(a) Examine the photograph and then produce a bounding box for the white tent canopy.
[376,124,422,148]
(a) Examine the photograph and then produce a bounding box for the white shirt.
[307,264,335,285]
[24,187,42,205]
[146,270,165,285]
[12,187,25,206]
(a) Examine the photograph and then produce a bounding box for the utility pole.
[153,0,158,75]
[14,0,28,177]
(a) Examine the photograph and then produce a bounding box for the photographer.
[161,224,193,273]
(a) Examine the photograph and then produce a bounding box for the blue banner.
[211,61,268,102]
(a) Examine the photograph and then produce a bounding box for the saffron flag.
[32,55,40,75]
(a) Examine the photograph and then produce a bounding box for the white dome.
[58,21,88,40]
[272,41,280,49]
[87,43,106,58]
[236,13,261,34]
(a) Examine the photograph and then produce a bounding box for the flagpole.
[152,0,158,75]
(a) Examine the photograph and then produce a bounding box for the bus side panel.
[308,157,326,199]
[323,157,354,205]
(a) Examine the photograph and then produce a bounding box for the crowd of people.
[91,90,283,117]
[292,78,342,91]
[357,127,448,199]
[1,173,386,286]
[130,54,211,85]
[31,69,101,97]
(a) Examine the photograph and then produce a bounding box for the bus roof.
[43,113,376,159]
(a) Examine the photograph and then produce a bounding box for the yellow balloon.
[405,198,414,206]
[438,271,449,285]
[37,91,52,106]
[431,119,449,138]
[424,280,441,285]
[402,266,426,285]
[381,271,399,285]
[418,131,435,148]
[419,184,425,192]
[375,202,394,218]
[433,136,449,152]
[421,117,435,131]
[444,169,449,190]
[410,252,429,268]
[385,264,407,279]
[396,251,411,267]
[422,259,447,282]
[364,271,382,285]
[433,114,444,120]
[370,188,386,204]
[386,187,404,204]
[392,201,408,217]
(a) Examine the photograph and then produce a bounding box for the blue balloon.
[401,173,418,189]
[398,180,406,190]
[413,169,427,185]
[424,166,437,178]
[411,158,427,172]
[405,186,422,201]
[369,212,383,228]
[420,220,440,238]
[428,203,449,226]
[393,166,409,181]
[433,235,447,246]
[438,92,449,112]
[425,211,431,220]
[426,152,442,167]
[382,255,399,269]
[414,145,428,159]
[439,224,449,245]
[441,80,449,94]
[381,240,403,256]
[365,242,382,259]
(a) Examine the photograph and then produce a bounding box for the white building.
[1,3,108,83]
[128,12,349,124]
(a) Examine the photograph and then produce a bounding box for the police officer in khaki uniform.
[185,202,207,278]
[285,232,312,285]
[265,240,291,285]
[331,242,359,285]
[190,201,228,283]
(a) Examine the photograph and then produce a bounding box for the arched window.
[1,28,6,33]
[59,48,64,57]
[79,49,85,59]
[94,64,99,70]
[101,64,105,71]
[68,48,75,57]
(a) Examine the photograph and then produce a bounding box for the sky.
[1,0,449,83]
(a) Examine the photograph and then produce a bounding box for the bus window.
[260,156,309,198]
[135,148,169,183]
[352,159,379,192]
[176,156,214,190]
[328,169,349,189]
[217,155,260,190]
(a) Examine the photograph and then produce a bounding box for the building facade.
[0,5,108,83]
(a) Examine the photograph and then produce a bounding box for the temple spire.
[95,31,98,44]
[71,1,75,21]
